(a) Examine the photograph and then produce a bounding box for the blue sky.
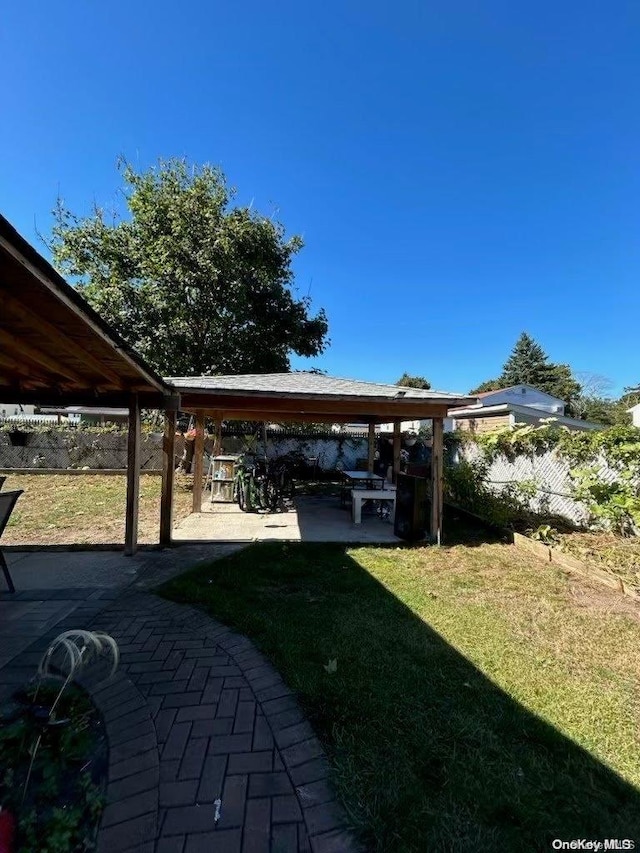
[2,0,638,395]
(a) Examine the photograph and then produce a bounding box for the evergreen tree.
[500,333,550,388]
[499,333,581,408]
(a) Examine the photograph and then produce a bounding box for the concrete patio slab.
[4,550,141,589]
[173,494,400,544]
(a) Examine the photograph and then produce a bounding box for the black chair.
[0,490,23,593]
[0,475,6,491]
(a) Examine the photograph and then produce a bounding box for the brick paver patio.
[0,550,360,853]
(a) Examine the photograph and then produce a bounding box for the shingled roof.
[167,373,473,404]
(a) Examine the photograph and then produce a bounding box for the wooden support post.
[124,394,141,556]
[213,413,223,457]
[160,409,177,547]
[431,417,444,545]
[367,423,376,474]
[192,410,205,513]
[393,422,402,484]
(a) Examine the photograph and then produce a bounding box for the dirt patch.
[566,578,640,622]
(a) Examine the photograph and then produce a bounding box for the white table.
[340,470,385,508]
[351,487,396,524]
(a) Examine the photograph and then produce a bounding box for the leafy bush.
[467,423,640,537]
[444,457,534,530]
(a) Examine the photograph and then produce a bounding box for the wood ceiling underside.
[0,249,160,404]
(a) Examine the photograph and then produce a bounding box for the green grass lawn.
[2,473,192,545]
[160,537,640,852]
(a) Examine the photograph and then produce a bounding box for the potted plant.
[7,428,29,447]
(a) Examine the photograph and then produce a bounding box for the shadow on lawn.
[160,525,640,852]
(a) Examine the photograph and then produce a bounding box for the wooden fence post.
[124,394,141,556]
[160,409,177,547]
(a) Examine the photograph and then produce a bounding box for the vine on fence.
[444,456,547,530]
[455,422,640,536]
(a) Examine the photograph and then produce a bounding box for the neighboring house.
[0,403,37,418]
[40,406,124,425]
[628,404,640,428]
[377,417,456,434]
[448,384,601,434]
[0,403,64,424]
[471,384,567,414]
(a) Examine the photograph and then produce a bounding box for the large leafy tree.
[468,379,501,394]
[49,158,329,376]
[396,373,431,389]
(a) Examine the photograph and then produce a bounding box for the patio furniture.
[0,489,23,593]
[351,487,396,524]
[340,470,385,506]
[0,476,5,490]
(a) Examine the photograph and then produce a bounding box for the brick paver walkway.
[89,592,358,853]
[0,547,360,852]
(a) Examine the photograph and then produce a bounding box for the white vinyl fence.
[459,442,620,526]
[0,429,370,473]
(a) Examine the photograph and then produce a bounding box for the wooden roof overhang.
[0,215,174,409]
[176,388,471,424]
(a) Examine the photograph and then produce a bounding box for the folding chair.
[0,489,23,593]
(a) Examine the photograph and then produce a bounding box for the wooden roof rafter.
[0,214,174,408]
[1,290,126,388]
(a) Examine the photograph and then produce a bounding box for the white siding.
[0,403,36,418]
[377,418,455,433]
[478,386,565,415]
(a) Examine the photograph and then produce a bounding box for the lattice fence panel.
[460,443,620,525]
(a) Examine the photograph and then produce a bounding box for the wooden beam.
[178,392,453,421]
[393,422,402,484]
[124,394,141,556]
[192,410,205,513]
[2,292,125,387]
[367,423,376,474]
[0,327,111,389]
[431,417,444,545]
[0,388,167,408]
[178,408,453,426]
[0,352,60,387]
[213,417,222,457]
[0,233,169,395]
[160,409,177,547]
[215,412,372,425]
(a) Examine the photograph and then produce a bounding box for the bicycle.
[261,452,299,511]
[233,455,257,512]
[233,454,270,513]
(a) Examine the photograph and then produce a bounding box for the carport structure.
[0,214,176,555]
[163,374,476,544]
[1,213,476,554]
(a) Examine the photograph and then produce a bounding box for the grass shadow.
[159,538,640,852]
